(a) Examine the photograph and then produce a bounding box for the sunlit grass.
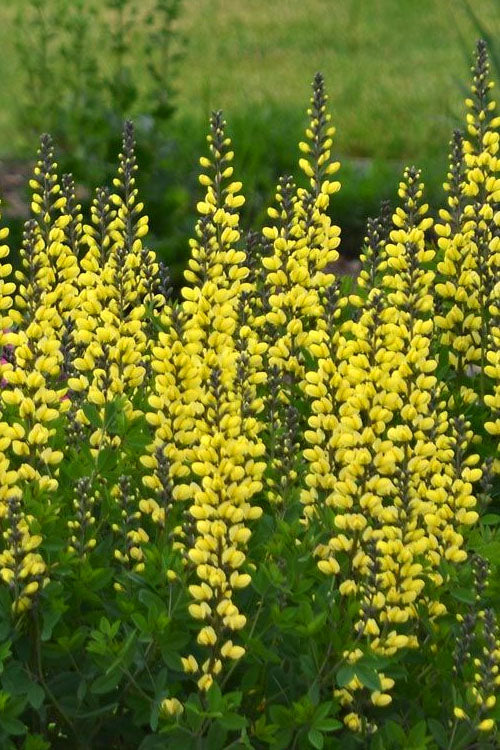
[0,0,498,161]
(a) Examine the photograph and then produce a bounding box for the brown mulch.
[0,158,31,219]
[0,158,361,276]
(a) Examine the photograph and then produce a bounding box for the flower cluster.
[301,146,491,732]
[435,41,500,404]
[0,39,496,747]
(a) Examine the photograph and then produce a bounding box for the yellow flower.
[370,691,392,707]
[344,712,362,732]
[160,698,184,717]
[197,674,213,692]
[197,626,217,647]
[220,641,246,660]
[477,718,495,732]
[181,655,198,674]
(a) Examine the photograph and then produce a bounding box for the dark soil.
[0,158,362,277]
[0,158,31,220]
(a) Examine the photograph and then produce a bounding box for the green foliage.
[0,26,498,750]
[14,0,184,185]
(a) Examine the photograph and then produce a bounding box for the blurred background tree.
[0,0,498,285]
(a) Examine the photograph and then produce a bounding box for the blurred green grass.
[0,0,498,269]
[173,0,496,161]
[0,0,496,159]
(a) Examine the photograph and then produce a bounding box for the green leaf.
[184,696,203,733]
[354,664,381,692]
[306,612,327,636]
[131,613,149,633]
[308,728,324,749]
[0,622,11,643]
[82,403,100,427]
[314,719,342,733]
[427,719,448,749]
[408,719,427,745]
[140,735,192,750]
[335,664,355,688]
[271,728,293,750]
[104,398,121,430]
[308,679,320,706]
[101,618,120,639]
[96,447,116,473]
[450,588,475,605]
[480,514,500,526]
[123,418,150,450]
[80,565,114,592]
[240,664,260,693]
[2,665,31,696]
[384,720,407,744]
[0,589,12,619]
[138,589,168,619]
[225,690,243,711]
[0,642,11,673]
[206,682,223,713]
[470,541,500,564]
[488,698,500,720]
[246,637,282,665]
[69,702,118,719]
[269,705,291,727]
[314,703,333,722]
[253,715,278,742]
[206,722,229,749]
[159,648,182,671]
[149,701,159,733]
[24,735,51,750]
[77,679,87,704]
[105,630,137,675]
[0,717,26,736]
[27,684,44,710]
[90,670,122,695]
[219,712,247,730]
[42,603,66,641]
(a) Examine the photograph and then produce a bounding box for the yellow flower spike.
[436,44,500,389]
[74,127,162,469]
[356,201,392,293]
[0,495,48,614]
[261,184,341,504]
[306,188,484,670]
[0,206,15,342]
[383,166,435,321]
[143,114,265,694]
[484,317,500,471]
[109,476,147,579]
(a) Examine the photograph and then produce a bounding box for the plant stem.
[33,612,80,742]
[446,719,458,750]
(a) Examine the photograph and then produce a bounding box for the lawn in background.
[0,0,498,264]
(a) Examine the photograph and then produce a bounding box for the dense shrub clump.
[0,40,497,750]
